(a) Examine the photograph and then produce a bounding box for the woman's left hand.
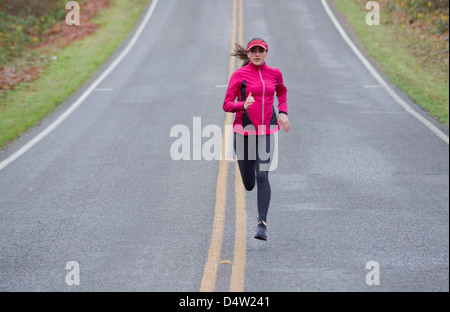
[279,113,290,133]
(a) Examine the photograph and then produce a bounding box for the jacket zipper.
[258,66,265,133]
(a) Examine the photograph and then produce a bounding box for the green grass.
[0,0,150,149]
[332,0,449,127]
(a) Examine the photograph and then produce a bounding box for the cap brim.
[246,44,268,51]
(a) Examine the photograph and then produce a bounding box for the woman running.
[223,38,290,241]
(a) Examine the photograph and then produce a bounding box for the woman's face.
[247,46,267,66]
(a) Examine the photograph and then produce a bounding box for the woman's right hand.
[244,92,254,110]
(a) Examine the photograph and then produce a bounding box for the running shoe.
[254,221,267,241]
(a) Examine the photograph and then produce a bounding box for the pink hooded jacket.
[223,61,288,135]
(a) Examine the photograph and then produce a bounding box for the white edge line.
[0,0,159,172]
[320,0,449,145]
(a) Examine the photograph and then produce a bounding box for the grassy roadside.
[0,0,150,149]
[332,0,449,127]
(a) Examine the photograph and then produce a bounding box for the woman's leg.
[235,133,273,240]
[255,134,271,222]
[234,134,273,221]
[234,133,256,191]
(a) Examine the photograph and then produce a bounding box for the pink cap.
[246,39,268,51]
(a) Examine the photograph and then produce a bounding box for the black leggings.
[234,133,273,222]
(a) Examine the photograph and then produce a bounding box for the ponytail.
[231,43,250,67]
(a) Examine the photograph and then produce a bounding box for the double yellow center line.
[200,0,246,293]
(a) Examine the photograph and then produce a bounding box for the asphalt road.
[0,0,448,292]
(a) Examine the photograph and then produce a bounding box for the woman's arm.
[275,69,290,132]
[223,72,246,113]
[275,69,288,115]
